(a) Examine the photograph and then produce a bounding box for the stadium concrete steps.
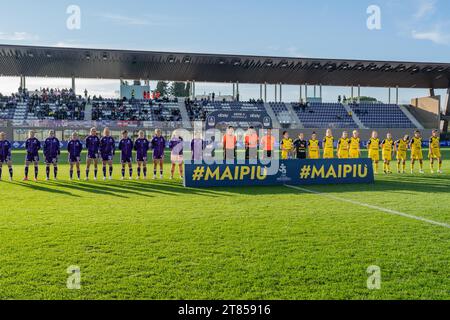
[12,102,28,122]
[399,105,424,129]
[343,104,366,129]
[178,100,192,129]
[285,103,304,129]
[84,102,93,121]
[263,103,281,128]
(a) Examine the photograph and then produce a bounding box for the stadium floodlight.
[102,53,108,61]
[27,52,34,58]
[167,56,175,63]
[218,59,226,65]
[423,66,434,72]
[354,63,364,71]
[338,62,349,70]
[381,64,392,71]
[325,63,337,71]
[232,59,241,66]
[46,53,52,58]
[183,56,192,63]
[264,60,273,67]
[435,66,445,73]
[395,64,406,72]
[85,53,91,60]
[280,61,289,68]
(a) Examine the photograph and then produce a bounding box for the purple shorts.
[0,155,11,163]
[69,155,81,163]
[121,156,132,164]
[87,152,99,160]
[45,156,58,164]
[101,153,114,162]
[26,153,39,163]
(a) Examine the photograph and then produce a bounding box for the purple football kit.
[119,138,133,164]
[43,137,61,164]
[25,137,41,162]
[151,136,166,160]
[134,138,150,162]
[67,139,83,163]
[0,139,13,180]
[100,136,116,161]
[0,140,12,163]
[85,135,100,160]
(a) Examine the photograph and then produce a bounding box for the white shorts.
[171,154,183,165]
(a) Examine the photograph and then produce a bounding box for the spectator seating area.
[348,103,415,128]
[269,102,292,125]
[185,100,265,121]
[293,102,357,128]
[27,101,86,120]
[0,99,17,119]
[92,100,182,122]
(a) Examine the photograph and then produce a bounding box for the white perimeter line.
[285,185,450,230]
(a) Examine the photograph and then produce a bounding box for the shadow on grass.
[10,182,80,197]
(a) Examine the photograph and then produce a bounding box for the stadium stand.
[348,103,416,128]
[293,102,357,128]
[268,102,292,125]
[185,100,265,121]
[92,99,182,122]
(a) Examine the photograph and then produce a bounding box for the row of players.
[279,129,443,174]
[0,127,444,181]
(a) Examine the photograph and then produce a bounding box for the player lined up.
[280,129,443,174]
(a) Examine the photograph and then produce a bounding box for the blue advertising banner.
[184,159,375,188]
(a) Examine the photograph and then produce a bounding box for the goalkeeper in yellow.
[410,130,424,174]
[367,131,380,174]
[429,129,443,174]
[395,134,409,173]
[322,129,334,159]
[337,131,350,159]
[349,130,361,159]
[381,133,394,174]
[280,131,294,160]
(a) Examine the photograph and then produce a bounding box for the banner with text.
[184,159,375,188]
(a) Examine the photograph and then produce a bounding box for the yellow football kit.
[323,136,334,159]
[410,137,423,160]
[308,139,320,159]
[368,138,380,161]
[349,137,360,158]
[281,138,294,160]
[396,139,408,161]
[337,138,350,159]
[381,139,394,161]
[429,136,441,159]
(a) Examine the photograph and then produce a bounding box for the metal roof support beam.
[357,85,361,104]
[388,88,391,104]
[305,84,308,103]
[264,82,267,103]
[351,86,354,103]
[279,83,283,102]
[319,84,322,100]
[71,76,76,93]
[396,86,399,105]
[20,75,26,90]
[299,85,303,103]
[443,88,450,132]
[236,81,239,101]
[274,84,278,102]
[429,88,435,97]
[259,84,263,100]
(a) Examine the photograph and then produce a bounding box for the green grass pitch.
[0,149,449,300]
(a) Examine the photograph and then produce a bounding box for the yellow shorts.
[382,151,392,161]
[323,149,334,159]
[281,151,290,160]
[338,151,349,159]
[429,149,441,159]
[396,151,407,161]
[368,150,379,161]
[411,149,423,160]
[309,151,320,159]
[349,150,360,159]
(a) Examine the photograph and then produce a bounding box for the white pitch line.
[285,185,450,230]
